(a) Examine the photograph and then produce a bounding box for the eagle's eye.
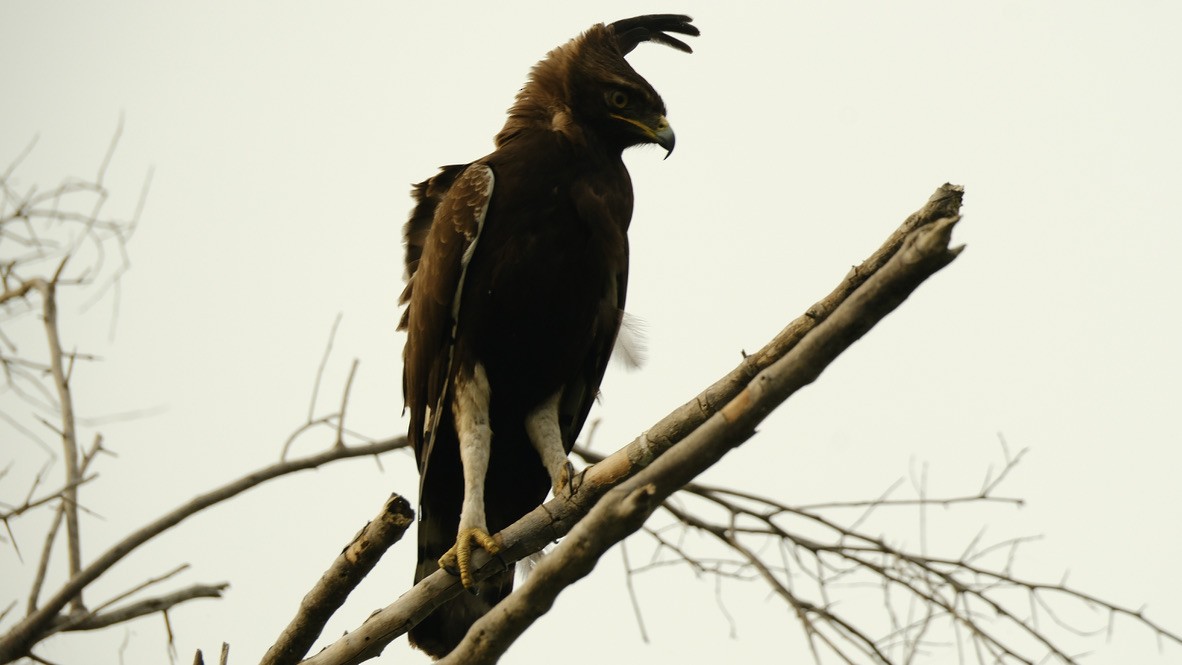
[607,90,629,109]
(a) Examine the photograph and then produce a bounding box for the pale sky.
[2,2,1181,663]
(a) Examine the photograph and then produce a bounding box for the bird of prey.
[399,14,697,658]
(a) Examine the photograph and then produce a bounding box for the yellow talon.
[439,528,501,589]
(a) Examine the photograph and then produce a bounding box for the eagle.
[398,15,697,658]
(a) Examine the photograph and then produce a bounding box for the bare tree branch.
[48,562,192,634]
[261,494,415,665]
[0,472,97,521]
[32,273,84,612]
[0,437,408,663]
[284,317,370,461]
[27,435,105,615]
[648,450,1182,665]
[51,584,228,633]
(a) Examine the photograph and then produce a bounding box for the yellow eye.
[608,90,629,109]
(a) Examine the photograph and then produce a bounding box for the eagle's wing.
[556,182,631,449]
[403,164,506,658]
[402,164,494,479]
[398,163,468,326]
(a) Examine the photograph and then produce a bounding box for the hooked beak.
[651,116,676,158]
[611,113,677,158]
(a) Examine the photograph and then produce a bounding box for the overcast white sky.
[3,2,1181,663]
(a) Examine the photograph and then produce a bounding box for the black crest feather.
[609,14,699,55]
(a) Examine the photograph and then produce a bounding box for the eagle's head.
[495,15,698,157]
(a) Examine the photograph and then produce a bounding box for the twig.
[618,542,649,643]
[51,583,228,633]
[335,359,359,448]
[48,563,191,633]
[163,609,175,663]
[307,314,342,424]
[94,115,122,188]
[27,435,104,615]
[1,136,38,182]
[0,474,98,521]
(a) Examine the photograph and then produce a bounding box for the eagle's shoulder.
[398,163,493,331]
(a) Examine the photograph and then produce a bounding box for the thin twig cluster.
[0,135,407,664]
[603,438,1182,664]
[2,124,148,631]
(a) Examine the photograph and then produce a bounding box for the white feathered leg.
[439,362,500,588]
[525,390,576,496]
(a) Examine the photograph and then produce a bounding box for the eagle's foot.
[553,460,580,498]
[439,528,501,590]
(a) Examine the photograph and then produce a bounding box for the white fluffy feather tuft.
[611,310,647,369]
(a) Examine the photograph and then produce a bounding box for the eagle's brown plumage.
[399,15,696,658]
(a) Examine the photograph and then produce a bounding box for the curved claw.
[554,460,579,499]
[439,527,501,589]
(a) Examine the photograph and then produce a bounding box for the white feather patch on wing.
[611,310,647,370]
[449,165,494,327]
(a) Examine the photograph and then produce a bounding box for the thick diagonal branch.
[303,184,965,664]
[440,211,964,664]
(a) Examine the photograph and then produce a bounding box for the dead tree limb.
[261,494,415,665]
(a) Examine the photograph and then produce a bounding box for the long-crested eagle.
[398,15,697,657]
